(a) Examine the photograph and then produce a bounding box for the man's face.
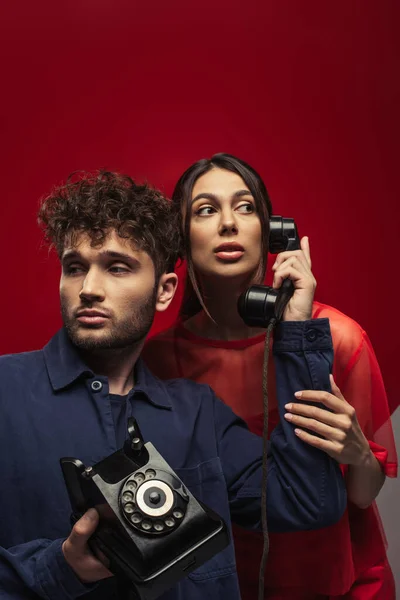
[60,230,159,351]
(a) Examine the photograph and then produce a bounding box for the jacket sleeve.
[214,318,347,532]
[0,539,96,599]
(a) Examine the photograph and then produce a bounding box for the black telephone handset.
[237,217,301,597]
[238,216,300,327]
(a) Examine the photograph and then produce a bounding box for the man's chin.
[65,325,147,352]
[65,325,112,349]
[69,331,113,351]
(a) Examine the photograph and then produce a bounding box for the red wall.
[0,1,399,413]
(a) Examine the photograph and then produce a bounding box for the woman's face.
[189,168,262,281]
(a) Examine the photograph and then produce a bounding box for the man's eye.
[109,265,130,274]
[236,203,254,214]
[195,206,216,216]
[65,265,85,275]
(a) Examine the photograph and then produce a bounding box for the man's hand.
[283,375,371,466]
[272,236,316,322]
[62,508,113,583]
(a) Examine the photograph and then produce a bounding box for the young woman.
[143,153,397,599]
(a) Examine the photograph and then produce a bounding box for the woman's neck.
[184,279,266,341]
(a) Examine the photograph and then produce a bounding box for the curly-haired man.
[0,170,346,600]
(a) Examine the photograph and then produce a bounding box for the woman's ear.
[155,272,178,313]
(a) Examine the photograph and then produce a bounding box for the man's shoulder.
[158,374,214,398]
[0,347,44,364]
[148,369,216,410]
[0,348,45,377]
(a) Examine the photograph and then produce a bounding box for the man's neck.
[79,342,144,395]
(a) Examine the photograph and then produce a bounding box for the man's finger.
[92,544,112,570]
[68,508,99,548]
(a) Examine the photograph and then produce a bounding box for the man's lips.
[214,243,245,261]
[75,310,110,326]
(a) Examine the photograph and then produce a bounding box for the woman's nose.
[218,212,238,235]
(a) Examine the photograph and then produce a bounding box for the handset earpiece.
[237,216,300,327]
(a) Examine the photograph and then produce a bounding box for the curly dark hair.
[37,170,180,277]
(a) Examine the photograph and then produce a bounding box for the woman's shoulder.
[313,300,366,356]
[143,324,181,378]
[147,324,179,345]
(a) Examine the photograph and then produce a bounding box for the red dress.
[143,302,398,599]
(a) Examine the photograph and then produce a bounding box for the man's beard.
[61,290,157,352]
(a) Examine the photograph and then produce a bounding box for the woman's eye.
[236,203,254,214]
[195,206,216,216]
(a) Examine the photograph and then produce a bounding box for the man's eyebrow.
[191,189,253,204]
[98,250,140,263]
[61,250,80,262]
[61,250,140,264]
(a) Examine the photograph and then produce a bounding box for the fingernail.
[83,508,97,520]
[294,391,302,398]
[284,413,292,421]
[294,428,301,435]
[285,403,292,410]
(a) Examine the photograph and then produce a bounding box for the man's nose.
[79,270,105,303]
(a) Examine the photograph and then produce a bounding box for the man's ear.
[155,272,178,313]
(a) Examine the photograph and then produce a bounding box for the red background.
[0,1,399,413]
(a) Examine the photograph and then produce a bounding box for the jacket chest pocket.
[174,457,236,581]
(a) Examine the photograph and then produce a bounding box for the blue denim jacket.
[0,320,345,599]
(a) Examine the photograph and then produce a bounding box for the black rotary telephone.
[61,418,229,600]
[238,216,300,327]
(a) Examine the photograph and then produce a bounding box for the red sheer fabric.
[143,302,397,598]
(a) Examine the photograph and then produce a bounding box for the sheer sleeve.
[326,309,397,478]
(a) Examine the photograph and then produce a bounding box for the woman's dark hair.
[38,170,180,278]
[172,153,273,318]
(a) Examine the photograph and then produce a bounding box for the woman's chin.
[199,263,257,285]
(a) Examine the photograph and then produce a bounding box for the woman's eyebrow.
[191,192,218,204]
[191,189,253,204]
[234,189,253,198]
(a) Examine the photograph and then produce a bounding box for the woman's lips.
[214,243,244,261]
[214,250,244,261]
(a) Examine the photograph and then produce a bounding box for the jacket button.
[91,380,103,392]
[306,329,317,342]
